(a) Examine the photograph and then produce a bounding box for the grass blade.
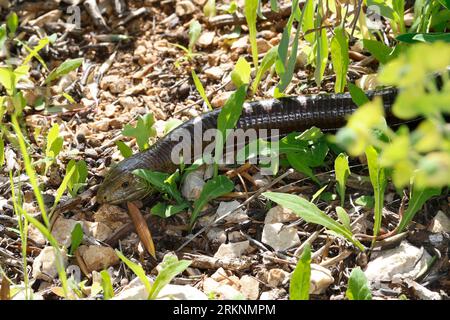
[289,243,311,300]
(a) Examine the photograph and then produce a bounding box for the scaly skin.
[97,89,398,204]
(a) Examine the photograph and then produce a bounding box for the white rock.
[239,275,260,300]
[78,245,119,272]
[28,225,46,246]
[12,290,44,300]
[267,268,289,287]
[206,227,227,244]
[264,205,298,224]
[364,241,432,287]
[181,169,205,201]
[112,284,148,300]
[204,66,224,80]
[428,211,450,233]
[211,267,230,282]
[404,279,442,300]
[211,91,233,108]
[216,200,248,223]
[83,221,113,242]
[259,288,286,300]
[310,264,334,294]
[203,278,244,300]
[198,31,215,47]
[175,0,197,16]
[32,246,68,282]
[261,223,300,251]
[154,119,167,138]
[231,36,249,51]
[157,284,208,300]
[214,241,250,259]
[51,217,80,247]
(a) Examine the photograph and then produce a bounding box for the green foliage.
[164,119,183,134]
[314,15,329,87]
[115,141,132,158]
[289,244,311,300]
[397,186,441,232]
[69,223,83,255]
[396,32,450,43]
[122,113,156,151]
[0,135,4,167]
[148,255,191,300]
[151,202,189,218]
[244,0,259,71]
[6,12,18,37]
[251,46,278,94]
[100,270,114,300]
[363,39,393,64]
[231,57,251,88]
[263,192,365,251]
[115,250,152,296]
[331,26,349,93]
[192,70,212,110]
[190,175,234,227]
[365,146,387,242]
[334,153,350,206]
[346,267,372,300]
[355,195,375,209]
[45,58,83,84]
[66,160,88,197]
[348,83,369,107]
[44,124,63,174]
[188,20,202,53]
[203,0,216,17]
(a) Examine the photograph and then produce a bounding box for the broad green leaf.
[192,70,212,110]
[348,83,369,107]
[100,270,114,300]
[365,146,387,243]
[151,202,189,218]
[396,32,450,43]
[346,267,372,300]
[0,25,6,48]
[290,243,311,300]
[115,250,152,295]
[263,192,365,251]
[188,20,202,52]
[397,186,441,232]
[115,141,133,158]
[133,169,184,204]
[314,26,329,87]
[122,113,156,151]
[335,153,350,206]
[363,39,392,64]
[69,223,83,255]
[367,0,395,19]
[331,26,349,93]
[214,85,246,166]
[203,0,216,17]
[45,58,83,84]
[336,206,351,231]
[231,57,251,88]
[45,124,64,173]
[7,12,18,36]
[302,0,314,43]
[67,160,88,197]
[252,46,278,94]
[190,175,234,226]
[0,67,16,95]
[270,0,279,12]
[437,0,450,9]
[276,22,301,95]
[287,152,319,184]
[164,119,183,135]
[148,255,191,300]
[244,0,259,70]
[355,195,374,209]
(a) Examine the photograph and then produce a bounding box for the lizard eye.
[121,181,130,188]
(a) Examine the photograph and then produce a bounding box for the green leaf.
[164,119,183,135]
[203,0,216,17]
[133,169,184,204]
[365,146,387,242]
[190,175,234,227]
[335,153,350,206]
[122,113,156,151]
[192,70,212,110]
[363,39,392,64]
[396,32,450,43]
[45,58,83,84]
[214,85,246,165]
[148,255,191,300]
[276,22,301,95]
[151,202,189,218]
[302,0,314,43]
[0,25,6,49]
[0,135,4,167]
[115,141,133,158]
[290,243,311,300]
[397,186,441,232]
[270,0,279,12]
[51,164,76,213]
[263,192,365,251]
[355,195,374,209]
[231,57,251,88]
[188,20,202,52]
[115,250,152,295]
[367,0,395,19]
[66,160,88,197]
[100,270,114,300]
[251,46,278,94]
[336,206,351,231]
[348,83,369,107]
[244,0,259,70]
[69,223,83,255]
[331,26,349,93]
[346,267,372,300]
[22,37,50,68]
[45,124,64,173]
[311,185,327,203]
[314,26,329,87]
[7,12,18,36]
